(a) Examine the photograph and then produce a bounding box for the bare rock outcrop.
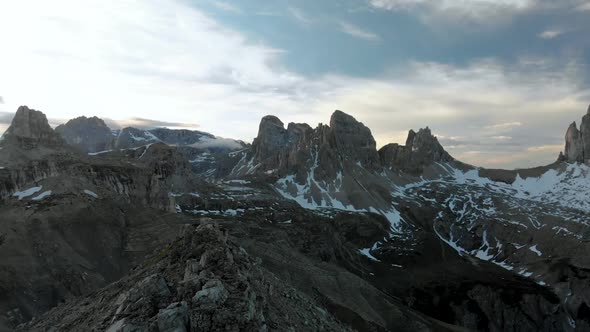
[17,222,353,332]
[329,110,380,167]
[562,105,590,163]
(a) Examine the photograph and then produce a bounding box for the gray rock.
[329,110,380,167]
[563,105,590,163]
[55,116,113,153]
[379,127,452,174]
[192,279,228,307]
[157,302,189,332]
[2,106,64,149]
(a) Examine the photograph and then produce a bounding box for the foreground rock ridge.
[1,105,590,332]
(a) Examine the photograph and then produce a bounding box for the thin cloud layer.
[104,117,201,130]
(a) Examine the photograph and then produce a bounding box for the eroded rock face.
[55,116,113,153]
[2,106,64,149]
[329,110,380,167]
[379,127,452,174]
[563,106,590,163]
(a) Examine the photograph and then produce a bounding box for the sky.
[0,0,589,169]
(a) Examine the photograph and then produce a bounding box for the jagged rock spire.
[562,104,590,163]
[2,106,64,149]
[379,127,452,174]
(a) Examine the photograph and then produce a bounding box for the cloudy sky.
[0,0,589,168]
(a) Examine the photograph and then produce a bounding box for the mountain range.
[1,105,589,331]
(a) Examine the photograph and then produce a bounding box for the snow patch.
[13,186,43,200]
[32,191,52,201]
[529,245,543,257]
[88,150,113,156]
[84,190,99,198]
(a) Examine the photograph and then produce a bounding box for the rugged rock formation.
[250,115,311,168]
[563,105,590,163]
[2,106,64,149]
[239,111,452,179]
[17,223,354,332]
[329,110,380,167]
[379,127,453,174]
[55,116,113,153]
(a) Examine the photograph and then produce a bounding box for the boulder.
[157,302,189,332]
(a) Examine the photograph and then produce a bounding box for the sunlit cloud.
[538,29,565,39]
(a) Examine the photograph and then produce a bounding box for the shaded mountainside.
[1,105,590,331]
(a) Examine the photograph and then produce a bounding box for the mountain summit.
[2,106,64,149]
[562,104,590,163]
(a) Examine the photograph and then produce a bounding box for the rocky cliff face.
[379,127,453,174]
[55,116,113,153]
[2,106,64,149]
[239,111,452,178]
[329,110,380,168]
[563,105,590,163]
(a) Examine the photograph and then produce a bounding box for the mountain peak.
[562,106,590,163]
[380,126,452,174]
[55,115,112,153]
[2,106,63,149]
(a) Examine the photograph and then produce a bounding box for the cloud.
[339,22,381,41]
[0,96,4,104]
[190,137,244,150]
[485,122,523,130]
[577,1,590,10]
[527,144,562,152]
[538,29,565,39]
[212,1,241,13]
[288,7,313,26]
[0,111,13,125]
[103,117,201,130]
[368,0,536,21]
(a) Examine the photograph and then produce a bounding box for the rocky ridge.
[17,222,356,332]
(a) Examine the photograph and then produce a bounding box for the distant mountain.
[1,105,590,332]
[55,116,113,153]
[54,115,246,154]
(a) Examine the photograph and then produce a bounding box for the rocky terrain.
[1,105,590,331]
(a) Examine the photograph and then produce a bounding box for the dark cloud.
[103,117,200,130]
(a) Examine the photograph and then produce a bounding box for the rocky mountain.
[55,116,114,153]
[379,127,454,174]
[562,105,590,163]
[1,105,590,331]
[2,106,64,150]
